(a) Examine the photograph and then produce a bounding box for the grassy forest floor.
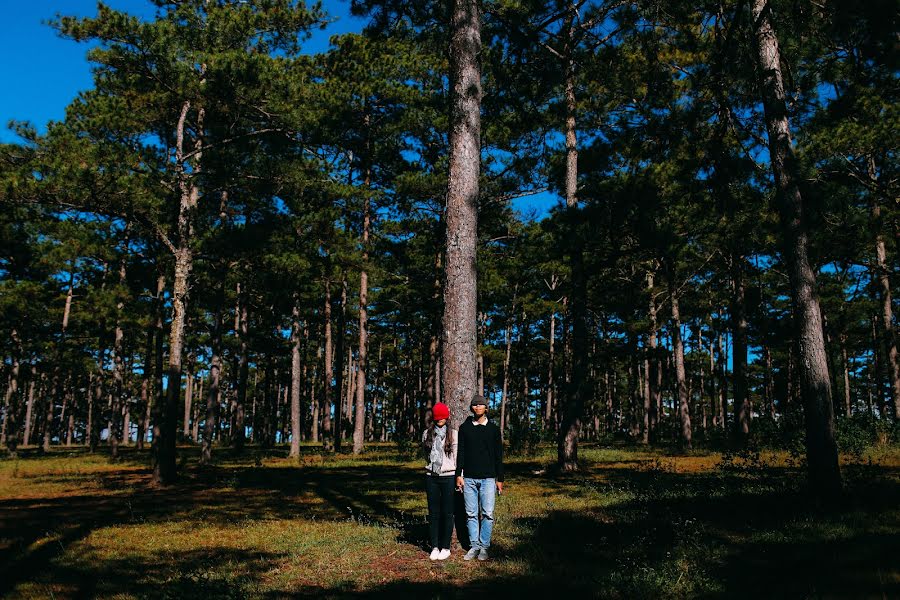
[1,442,898,599]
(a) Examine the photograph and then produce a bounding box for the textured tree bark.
[557,3,586,471]
[751,0,841,495]
[443,0,482,429]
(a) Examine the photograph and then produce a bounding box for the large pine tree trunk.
[443,0,482,428]
[154,100,202,484]
[558,11,586,469]
[750,0,841,495]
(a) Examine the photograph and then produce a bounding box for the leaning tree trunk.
[443,0,482,428]
[751,0,841,495]
[155,99,202,485]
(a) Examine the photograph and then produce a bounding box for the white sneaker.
[437,548,451,560]
[429,547,440,560]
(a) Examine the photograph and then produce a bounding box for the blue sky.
[0,0,556,217]
[0,0,366,142]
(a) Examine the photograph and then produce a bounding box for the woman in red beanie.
[422,402,457,560]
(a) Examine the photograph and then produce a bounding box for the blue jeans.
[463,477,496,549]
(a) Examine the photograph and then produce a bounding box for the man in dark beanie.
[455,394,504,561]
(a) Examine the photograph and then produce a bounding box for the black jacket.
[455,417,504,481]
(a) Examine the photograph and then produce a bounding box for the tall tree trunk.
[869,166,900,418]
[154,99,202,484]
[23,365,36,447]
[200,303,224,466]
[3,330,21,455]
[353,162,372,455]
[647,271,661,442]
[840,335,852,418]
[443,0,482,428]
[290,299,303,457]
[334,279,347,449]
[183,366,193,440]
[546,281,558,430]
[751,0,841,495]
[557,7,586,470]
[718,332,728,430]
[321,278,333,446]
[667,263,692,450]
[233,284,249,452]
[500,315,513,437]
[731,259,750,444]
[110,236,129,460]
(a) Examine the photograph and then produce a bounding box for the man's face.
[472,404,487,419]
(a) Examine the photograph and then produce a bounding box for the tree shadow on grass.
[2,448,899,598]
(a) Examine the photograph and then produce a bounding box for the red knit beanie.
[432,402,450,421]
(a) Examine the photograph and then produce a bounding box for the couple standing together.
[422,394,504,561]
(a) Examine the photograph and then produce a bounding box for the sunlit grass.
[2,442,898,598]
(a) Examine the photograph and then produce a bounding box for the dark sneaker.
[463,547,479,561]
[478,548,489,561]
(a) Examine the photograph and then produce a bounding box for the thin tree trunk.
[290,299,303,457]
[353,162,371,455]
[334,279,347,449]
[443,0,481,428]
[869,162,900,418]
[183,366,193,440]
[321,278,333,446]
[2,331,21,454]
[840,336,852,418]
[732,259,750,443]
[647,271,661,442]
[234,283,249,452]
[200,304,223,466]
[667,263,692,450]
[751,0,840,495]
[500,317,513,437]
[23,365,36,447]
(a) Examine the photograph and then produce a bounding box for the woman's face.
[435,418,447,427]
